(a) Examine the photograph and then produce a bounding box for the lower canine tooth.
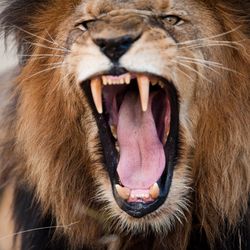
[149,183,160,199]
[115,185,130,200]
[90,78,103,114]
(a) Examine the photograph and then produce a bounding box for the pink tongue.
[117,92,165,189]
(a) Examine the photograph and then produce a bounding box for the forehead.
[79,0,174,15]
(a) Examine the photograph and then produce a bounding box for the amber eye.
[163,15,182,26]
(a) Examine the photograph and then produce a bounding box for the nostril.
[94,35,140,62]
[118,36,134,50]
[95,39,107,51]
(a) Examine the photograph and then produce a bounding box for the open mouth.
[82,69,179,218]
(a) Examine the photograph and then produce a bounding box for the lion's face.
[58,0,224,225]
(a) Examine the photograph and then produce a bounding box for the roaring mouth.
[82,69,179,218]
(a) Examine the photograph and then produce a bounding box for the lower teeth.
[115,183,160,201]
[115,143,120,152]
[111,125,117,139]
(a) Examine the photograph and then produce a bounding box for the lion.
[0,0,249,249]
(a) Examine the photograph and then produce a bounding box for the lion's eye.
[77,19,96,31]
[162,15,182,26]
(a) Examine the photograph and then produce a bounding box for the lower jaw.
[81,73,180,217]
[113,171,173,218]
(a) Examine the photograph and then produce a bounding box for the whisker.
[23,41,69,53]
[177,56,241,74]
[175,67,195,82]
[40,62,67,68]
[12,25,70,52]
[185,42,246,53]
[45,29,69,52]
[22,65,66,81]
[18,55,64,62]
[177,26,242,46]
[0,221,79,241]
[45,29,59,46]
[177,56,222,66]
[19,54,64,58]
[176,59,220,74]
[174,61,212,82]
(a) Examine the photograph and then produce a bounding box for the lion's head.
[0,0,249,249]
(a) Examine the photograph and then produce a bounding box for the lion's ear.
[0,0,49,59]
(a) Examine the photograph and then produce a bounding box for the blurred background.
[0,39,18,74]
[0,5,18,75]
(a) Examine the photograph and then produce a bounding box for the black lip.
[82,70,180,218]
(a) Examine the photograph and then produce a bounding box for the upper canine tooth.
[115,185,130,200]
[137,75,150,112]
[149,183,160,199]
[90,78,103,114]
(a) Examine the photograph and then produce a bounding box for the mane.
[0,0,249,249]
[193,2,250,244]
[0,0,51,56]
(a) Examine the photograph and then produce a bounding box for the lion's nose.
[94,35,139,62]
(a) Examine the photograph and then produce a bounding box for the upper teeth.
[90,73,164,114]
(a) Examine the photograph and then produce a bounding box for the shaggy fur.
[0,0,249,249]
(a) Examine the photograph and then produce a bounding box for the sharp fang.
[149,183,160,199]
[137,75,150,112]
[90,78,103,114]
[115,185,130,200]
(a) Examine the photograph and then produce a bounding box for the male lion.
[0,0,249,249]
